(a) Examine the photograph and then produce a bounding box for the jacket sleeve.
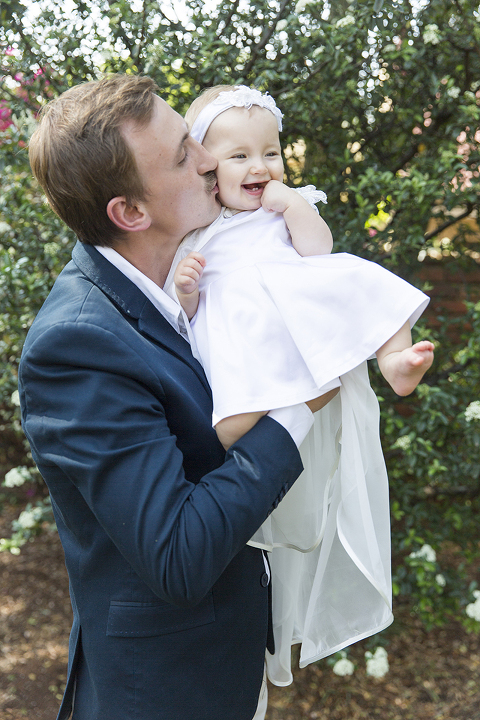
[19,319,303,607]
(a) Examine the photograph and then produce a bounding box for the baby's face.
[202,106,284,211]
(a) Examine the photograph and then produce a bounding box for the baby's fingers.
[184,251,206,268]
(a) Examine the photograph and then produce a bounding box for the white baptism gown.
[165,188,429,686]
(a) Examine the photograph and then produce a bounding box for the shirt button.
[260,572,269,587]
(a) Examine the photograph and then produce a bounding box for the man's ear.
[107,196,151,233]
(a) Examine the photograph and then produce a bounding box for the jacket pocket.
[106,592,215,638]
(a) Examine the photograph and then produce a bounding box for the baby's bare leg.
[376,322,434,396]
[216,411,268,450]
[215,388,340,451]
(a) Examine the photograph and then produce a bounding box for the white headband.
[190,85,283,144]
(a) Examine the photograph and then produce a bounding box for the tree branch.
[274,58,330,97]
[215,0,240,39]
[132,0,149,65]
[241,0,290,77]
[423,203,475,242]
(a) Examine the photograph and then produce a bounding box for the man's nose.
[195,140,217,173]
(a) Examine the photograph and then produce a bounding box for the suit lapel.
[72,242,211,396]
[137,301,211,395]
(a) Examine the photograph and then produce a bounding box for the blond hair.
[184,85,237,131]
[29,74,158,247]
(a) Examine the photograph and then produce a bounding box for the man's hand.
[174,251,206,296]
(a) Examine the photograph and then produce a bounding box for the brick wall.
[416,260,480,326]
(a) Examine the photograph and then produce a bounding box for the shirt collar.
[95,245,188,338]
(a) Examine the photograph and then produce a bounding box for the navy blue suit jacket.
[19,242,303,720]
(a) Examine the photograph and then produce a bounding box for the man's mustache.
[204,171,217,193]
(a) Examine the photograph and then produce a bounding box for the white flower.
[11,389,20,406]
[0,221,12,235]
[4,466,32,488]
[394,435,411,450]
[16,509,38,529]
[365,647,389,678]
[276,19,288,31]
[447,86,461,99]
[312,46,325,57]
[43,242,61,257]
[295,0,310,12]
[465,401,480,422]
[409,544,436,563]
[424,24,440,45]
[336,14,355,28]
[332,657,355,676]
[466,592,480,621]
[435,574,446,587]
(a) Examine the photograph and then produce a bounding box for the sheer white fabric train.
[250,362,393,686]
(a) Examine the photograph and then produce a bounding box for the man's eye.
[179,151,188,165]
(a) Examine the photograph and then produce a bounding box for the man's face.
[122,96,219,242]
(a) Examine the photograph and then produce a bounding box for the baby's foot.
[388,341,434,396]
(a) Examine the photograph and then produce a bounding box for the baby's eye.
[231,153,246,159]
[266,151,279,157]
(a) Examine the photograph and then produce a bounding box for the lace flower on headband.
[190,85,283,144]
[213,86,283,130]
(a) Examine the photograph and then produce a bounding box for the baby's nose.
[250,160,267,174]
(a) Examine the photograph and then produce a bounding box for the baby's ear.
[106,196,151,232]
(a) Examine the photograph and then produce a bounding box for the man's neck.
[112,233,180,289]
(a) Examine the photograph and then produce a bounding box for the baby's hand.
[174,251,206,296]
[261,180,299,214]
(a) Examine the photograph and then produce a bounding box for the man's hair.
[29,74,158,247]
[184,85,236,131]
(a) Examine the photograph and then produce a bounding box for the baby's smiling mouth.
[242,182,267,194]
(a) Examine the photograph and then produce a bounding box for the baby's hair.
[185,85,237,130]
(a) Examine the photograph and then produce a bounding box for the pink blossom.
[0,102,13,131]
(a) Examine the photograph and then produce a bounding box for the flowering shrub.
[0,0,479,649]
[328,647,390,678]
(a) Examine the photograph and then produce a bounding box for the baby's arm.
[173,251,206,320]
[376,322,434,396]
[261,180,333,256]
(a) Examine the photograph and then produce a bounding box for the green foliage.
[1,0,480,636]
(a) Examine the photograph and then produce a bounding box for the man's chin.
[197,199,222,231]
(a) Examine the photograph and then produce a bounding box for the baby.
[165,85,434,687]
[174,85,433,449]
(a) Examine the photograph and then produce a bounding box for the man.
[20,74,324,719]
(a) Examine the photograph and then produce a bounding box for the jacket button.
[260,572,269,587]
